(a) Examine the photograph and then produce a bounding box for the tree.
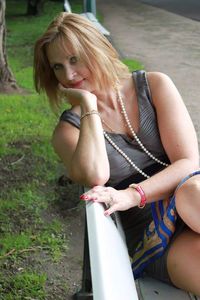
[26,0,45,16]
[0,0,19,93]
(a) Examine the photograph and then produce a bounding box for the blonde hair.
[34,12,129,110]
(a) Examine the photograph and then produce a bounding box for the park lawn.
[0,1,144,299]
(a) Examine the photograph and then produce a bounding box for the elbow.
[189,154,199,170]
[184,157,199,173]
[69,168,110,188]
[87,173,110,188]
[192,160,200,171]
[86,167,110,187]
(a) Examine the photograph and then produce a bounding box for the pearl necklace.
[102,86,169,179]
[103,130,150,179]
[115,86,169,167]
[101,114,151,178]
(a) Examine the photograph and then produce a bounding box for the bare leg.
[167,175,200,294]
[167,229,200,295]
[175,175,200,233]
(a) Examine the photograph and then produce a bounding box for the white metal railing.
[80,12,110,36]
[85,200,198,300]
[86,200,138,300]
[63,1,110,36]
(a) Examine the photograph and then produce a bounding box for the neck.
[96,88,119,112]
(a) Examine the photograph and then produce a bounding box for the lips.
[68,80,84,89]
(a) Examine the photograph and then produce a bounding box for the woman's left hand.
[58,83,97,107]
[80,186,140,216]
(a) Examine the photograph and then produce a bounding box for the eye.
[52,64,62,71]
[69,56,78,65]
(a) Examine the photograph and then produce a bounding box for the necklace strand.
[102,115,150,178]
[115,86,169,167]
[101,118,114,133]
[103,130,150,179]
[101,85,169,179]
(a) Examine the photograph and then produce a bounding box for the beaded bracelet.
[129,183,147,209]
[80,110,100,120]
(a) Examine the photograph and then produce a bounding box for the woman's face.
[46,42,94,91]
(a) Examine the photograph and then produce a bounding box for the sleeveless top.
[59,71,192,278]
[60,70,171,255]
[60,70,169,187]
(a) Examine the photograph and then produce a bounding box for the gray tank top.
[60,70,169,187]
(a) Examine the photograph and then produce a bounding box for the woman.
[34,12,200,295]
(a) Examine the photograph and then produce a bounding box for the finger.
[92,185,105,192]
[80,191,99,201]
[80,194,91,201]
[58,84,76,94]
[58,84,81,94]
[93,196,110,204]
[104,204,117,216]
[58,83,68,91]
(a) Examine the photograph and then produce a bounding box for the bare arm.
[52,88,110,187]
[137,72,199,202]
[83,72,199,214]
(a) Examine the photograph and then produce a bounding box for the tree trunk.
[26,0,44,16]
[0,0,19,93]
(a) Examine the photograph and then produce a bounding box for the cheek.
[54,71,64,84]
[83,68,92,82]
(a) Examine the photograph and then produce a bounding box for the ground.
[0,139,85,299]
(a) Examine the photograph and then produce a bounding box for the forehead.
[46,38,75,63]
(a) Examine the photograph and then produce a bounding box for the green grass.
[0,185,67,261]
[122,58,144,71]
[0,1,144,298]
[0,1,73,297]
[0,233,33,256]
[0,272,47,300]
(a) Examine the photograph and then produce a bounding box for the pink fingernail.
[80,195,89,200]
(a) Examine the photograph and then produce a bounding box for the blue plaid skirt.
[131,170,200,279]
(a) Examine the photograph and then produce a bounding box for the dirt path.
[97,0,200,146]
[59,207,85,299]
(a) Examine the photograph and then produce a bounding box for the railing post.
[86,201,139,300]
[83,0,96,16]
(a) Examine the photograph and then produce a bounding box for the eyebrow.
[49,62,63,66]
[49,55,76,66]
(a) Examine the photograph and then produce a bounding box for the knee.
[193,235,200,252]
[175,176,200,233]
[189,234,200,256]
[168,230,200,262]
[187,232,200,253]
[176,175,200,205]
[167,233,200,295]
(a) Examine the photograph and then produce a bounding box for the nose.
[64,64,76,82]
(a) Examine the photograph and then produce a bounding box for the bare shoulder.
[146,71,182,106]
[52,120,79,153]
[146,71,173,86]
[52,107,80,169]
[146,71,175,93]
[71,105,81,116]
[145,71,198,164]
[53,105,80,139]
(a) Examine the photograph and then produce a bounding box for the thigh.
[143,217,186,284]
[175,174,200,233]
[167,228,200,295]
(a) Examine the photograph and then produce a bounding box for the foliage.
[0,1,144,298]
[0,1,74,298]
[122,58,144,72]
[0,272,47,299]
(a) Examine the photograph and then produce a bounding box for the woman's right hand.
[58,83,97,109]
